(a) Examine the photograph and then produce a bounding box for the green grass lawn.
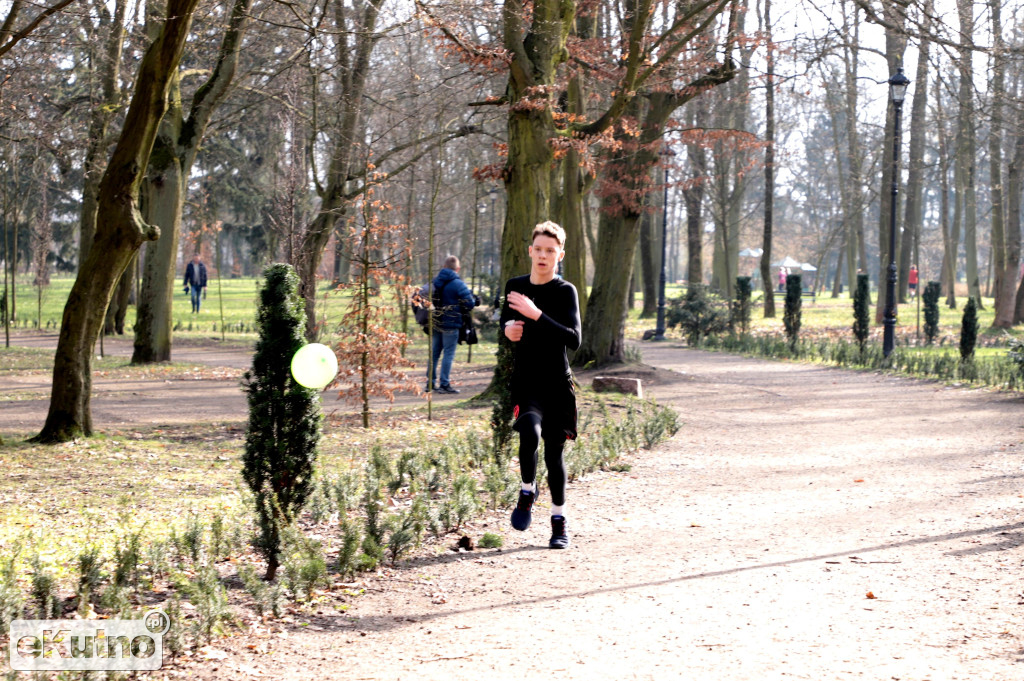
[3,274,364,341]
[7,275,1017,343]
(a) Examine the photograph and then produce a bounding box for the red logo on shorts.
[512,405,519,420]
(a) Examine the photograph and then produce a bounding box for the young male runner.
[500,221,581,549]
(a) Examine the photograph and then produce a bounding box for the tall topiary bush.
[783,273,802,349]
[922,281,941,345]
[733,276,752,335]
[242,264,322,580]
[852,273,870,352]
[959,296,979,361]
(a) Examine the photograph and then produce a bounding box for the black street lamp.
[654,147,674,341]
[883,67,910,358]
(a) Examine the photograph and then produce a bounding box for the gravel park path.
[3,333,1023,679]
[193,343,1024,681]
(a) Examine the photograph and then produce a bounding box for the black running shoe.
[438,385,460,394]
[549,515,569,549]
[510,486,536,531]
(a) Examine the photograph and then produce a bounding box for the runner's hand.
[508,292,541,320]
[504,320,524,342]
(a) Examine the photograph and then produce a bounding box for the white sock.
[522,481,535,494]
[550,504,564,517]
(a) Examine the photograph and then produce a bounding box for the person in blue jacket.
[428,255,476,394]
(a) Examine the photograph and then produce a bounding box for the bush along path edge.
[695,332,1024,391]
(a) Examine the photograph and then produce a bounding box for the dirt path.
[168,344,1022,680]
[0,332,482,434]
[4,333,1023,678]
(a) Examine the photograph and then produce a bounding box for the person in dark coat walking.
[427,255,476,393]
[183,253,208,313]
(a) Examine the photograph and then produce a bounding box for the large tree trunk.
[874,9,906,324]
[1008,88,1024,323]
[761,0,775,317]
[78,0,127,268]
[133,145,184,362]
[684,114,706,293]
[934,78,958,309]
[132,0,252,361]
[104,253,135,335]
[555,9,597,314]
[575,65,736,366]
[579,208,644,366]
[957,0,981,306]
[899,11,930,304]
[709,18,749,302]
[32,0,201,443]
[989,0,1015,327]
[639,195,659,318]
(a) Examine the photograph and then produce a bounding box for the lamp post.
[487,187,498,278]
[654,147,674,341]
[883,67,910,358]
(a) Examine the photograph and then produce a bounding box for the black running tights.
[517,412,567,506]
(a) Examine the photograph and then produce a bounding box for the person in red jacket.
[908,265,919,298]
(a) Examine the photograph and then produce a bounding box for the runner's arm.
[534,284,581,351]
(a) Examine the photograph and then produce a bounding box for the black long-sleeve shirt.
[499,275,582,386]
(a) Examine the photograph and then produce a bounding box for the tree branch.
[0,0,82,59]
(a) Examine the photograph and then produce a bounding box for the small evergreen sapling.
[959,296,979,361]
[666,285,729,345]
[853,273,870,352]
[242,264,322,580]
[783,273,802,349]
[922,281,941,345]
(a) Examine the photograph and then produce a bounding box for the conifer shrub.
[959,297,979,362]
[479,533,504,549]
[667,285,729,345]
[490,339,515,466]
[336,517,362,580]
[242,264,322,580]
[175,566,231,644]
[1008,337,1024,381]
[783,273,802,349]
[853,273,870,352]
[923,281,941,345]
[239,565,285,618]
[733,276,752,334]
[29,554,60,619]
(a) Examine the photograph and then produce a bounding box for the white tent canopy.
[770,256,802,268]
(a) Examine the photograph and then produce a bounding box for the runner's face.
[529,235,564,276]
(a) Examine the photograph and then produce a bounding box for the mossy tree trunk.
[78,0,127,268]
[132,0,253,362]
